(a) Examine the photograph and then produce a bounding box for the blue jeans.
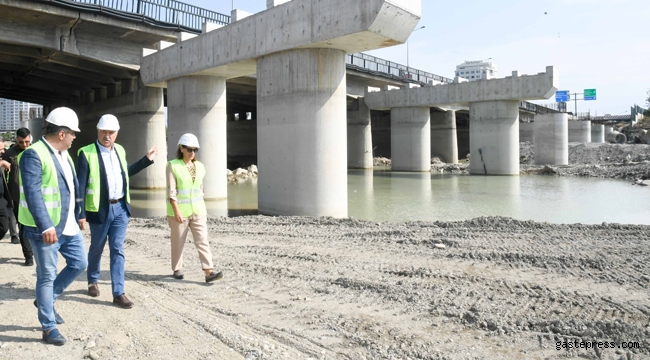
[29,230,87,331]
[87,200,129,297]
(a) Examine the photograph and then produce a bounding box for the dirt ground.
[1,216,648,359]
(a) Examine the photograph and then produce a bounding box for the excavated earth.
[1,216,649,360]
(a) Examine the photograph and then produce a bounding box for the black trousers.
[0,198,7,240]
[11,199,32,259]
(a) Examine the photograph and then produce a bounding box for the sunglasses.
[182,145,199,153]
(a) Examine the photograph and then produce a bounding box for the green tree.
[1,132,12,141]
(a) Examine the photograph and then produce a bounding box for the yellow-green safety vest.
[167,159,206,217]
[78,143,130,212]
[17,141,75,227]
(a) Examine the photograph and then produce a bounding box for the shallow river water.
[130,168,650,225]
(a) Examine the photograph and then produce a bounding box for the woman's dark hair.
[176,145,196,162]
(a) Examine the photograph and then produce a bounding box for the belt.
[109,197,123,204]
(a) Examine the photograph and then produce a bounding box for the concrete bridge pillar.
[167,75,227,200]
[257,48,347,217]
[74,82,166,189]
[391,107,431,171]
[568,121,591,143]
[591,124,605,143]
[430,110,458,164]
[519,122,534,143]
[534,113,568,165]
[469,100,519,175]
[347,97,373,169]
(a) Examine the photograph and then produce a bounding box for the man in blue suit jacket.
[19,107,87,345]
[77,114,157,309]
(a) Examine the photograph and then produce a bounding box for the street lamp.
[406,25,425,68]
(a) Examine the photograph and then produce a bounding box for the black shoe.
[11,236,19,244]
[33,300,64,324]
[42,329,66,345]
[24,258,34,266]
[205,271,223,283]
[173,270,184,280]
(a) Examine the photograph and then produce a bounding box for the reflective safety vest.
[17,141,74,227]
[166,159,206,217]
[78,143,130,212]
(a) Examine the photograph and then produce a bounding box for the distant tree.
[1,132,12,141]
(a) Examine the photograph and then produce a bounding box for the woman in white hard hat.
[166,133,222,282]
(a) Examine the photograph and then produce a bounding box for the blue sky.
[184,0,649,115]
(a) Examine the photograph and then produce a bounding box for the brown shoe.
[88,283,100,297]
[113,294,134,309]
[205,271,223,283]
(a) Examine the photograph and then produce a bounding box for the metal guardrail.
[35,0,230,32]
[518,101,561,114]
[346,53,454,85]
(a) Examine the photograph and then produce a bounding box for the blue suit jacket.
[20,139,81,240]
[77,141,153,224]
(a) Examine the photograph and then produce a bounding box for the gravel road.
[1,216,648,359]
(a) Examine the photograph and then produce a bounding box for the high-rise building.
[0,98,42,131]
[455,60,497,81]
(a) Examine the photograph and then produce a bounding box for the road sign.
[555,90,569,102]
[584,88,597,101]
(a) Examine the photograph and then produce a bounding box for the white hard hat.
[177,133,200,148]
[45,107,80,132]
[97,114,120,131]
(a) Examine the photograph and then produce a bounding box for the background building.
[0,98,42,131]
[455,60,497,81]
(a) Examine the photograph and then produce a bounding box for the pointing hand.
[147,146,158,161]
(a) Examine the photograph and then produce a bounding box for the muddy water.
[130,169,650,224]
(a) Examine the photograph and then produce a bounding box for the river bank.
[1,216,648,359]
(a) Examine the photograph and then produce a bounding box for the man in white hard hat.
[18,107,87,345]
[77,114,158,309]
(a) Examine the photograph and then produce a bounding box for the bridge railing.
[346,53,454,85]
[39,0,230,32]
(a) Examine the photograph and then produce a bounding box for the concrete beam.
[365,67,558,110]
[141,0,421,86]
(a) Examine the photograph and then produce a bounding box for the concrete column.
[430,110,458,164]
[167,75,227,200]
[469,100,519,175]
[568,121,591,143]
[257,48,347,217]
[519,122,534,143]
[391,107,431,171]
[591,124,605,143]
[534,113,568,165]
[118,86,166,189]
[347,97,373,169]
[73,82,166,189]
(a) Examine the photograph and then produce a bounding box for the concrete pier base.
[519,122,534,143]
[568,121,591,143]
[391,107,431,171]
[257,48,347,217]
[534,113,568,165]
[347,97,373,169]
[430,110,458,164]
[167,75,227,200]
[469,101,520,175]
[591,124,605,143]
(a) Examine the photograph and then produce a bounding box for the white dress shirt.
[97,141,124,201]
[42,137,79,236]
